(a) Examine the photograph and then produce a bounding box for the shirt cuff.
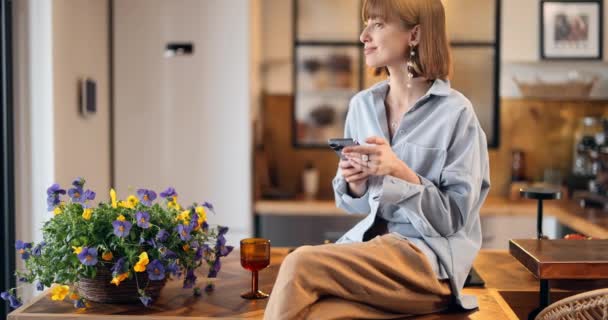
[379,175,426,204]
[333,176,370,213]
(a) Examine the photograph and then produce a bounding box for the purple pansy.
[46,183,66,211]
[156,229,169,242]
[207,259,221,278]
[177,224,192,241]
[84,189,96,201]
[146,259,165,281]
[36,281,44,291]
[139,295,152,307]
[167,262,180,277]
[136,189,157,206]
[111,257,128,276]
[72,177,85,188]
[1,291,22,309]
[215,235,234,258]
[32,241,46,257]
[183,269,197,288]
[202,201,215,213]
[77,247,98,266]
[46,183,66,196]
[160,247,177,259]
[74,299,86,309]
[68,186,85,203]
[159,187,177,199]
[112,220,132,238]
[135,211,150,229]
[15,240,32,260]
[195,244,210,261]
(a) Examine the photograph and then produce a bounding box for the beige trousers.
[264,233,452,320]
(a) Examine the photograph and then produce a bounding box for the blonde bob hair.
[363,0,452,80]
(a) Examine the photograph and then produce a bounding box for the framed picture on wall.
[541,0,603,60]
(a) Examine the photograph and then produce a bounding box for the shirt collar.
[370,78,451,98]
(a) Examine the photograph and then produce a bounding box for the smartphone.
[328,138,359,160]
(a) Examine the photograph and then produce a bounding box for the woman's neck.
[385,64,432,113]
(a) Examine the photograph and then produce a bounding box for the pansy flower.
[135,211,150,229]
[50,285,70,301]
[1,291,22,309]
[46,183,66,211]
[137,189,157,206]
[139,294,152,307]
[159,187,177,199]
[15,240,32,260]
[110,272,129,286]
[112,219,132,238]
[111,257,128,276]
[207,258,221,278]
[68,186,85,204]
[77,247,98,266]
[156,229,169,242]
[183,269,197,288]
[160,247,178,259]
[146,259,165,281]
[134,252,149,272]
[177,224,192,241]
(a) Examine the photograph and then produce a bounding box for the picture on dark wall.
[541,0,603,59]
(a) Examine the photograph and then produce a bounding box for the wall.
[262,95,608,199]
[53,0,111,195]
[13,0,110,302]
[113,0,253,245]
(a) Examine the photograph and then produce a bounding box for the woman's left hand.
[342,136,403,177]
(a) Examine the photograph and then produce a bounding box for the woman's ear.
[409,25,421,46]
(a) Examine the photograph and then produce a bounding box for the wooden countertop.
[10,248,606,319]
[0,249,537,320]
[255,196,608,238]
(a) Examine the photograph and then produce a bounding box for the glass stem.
[252,270,259,293]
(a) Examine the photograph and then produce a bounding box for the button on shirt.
[332,79,491,310]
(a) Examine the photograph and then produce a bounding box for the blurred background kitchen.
[2,0,608,315]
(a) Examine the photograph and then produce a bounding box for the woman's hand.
[343,136,421,184]
[339,158,369,197]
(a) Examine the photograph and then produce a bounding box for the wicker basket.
[76,266,167,304]
[535,288,608,320]
[514,76,598,100]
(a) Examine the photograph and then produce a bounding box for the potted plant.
[1,178,233,309]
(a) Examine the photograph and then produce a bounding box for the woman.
[264,0,490,318]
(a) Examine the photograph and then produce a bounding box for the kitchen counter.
[255,196,608,239]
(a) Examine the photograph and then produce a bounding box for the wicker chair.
[535,288,608,320]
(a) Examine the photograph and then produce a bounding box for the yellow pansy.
[127,195,139,207]
[50,285,70,301]
[69,292,79,300]
[82,208,92,220]
[168,197,181,210]
[193,206,207,230]
[117,214,126,221]
[182,244,190,252]
[102,251,113,261]
[176,210,190,225]
[133,252,149,272]
[110,188,117,208]
[118,200,134,209]
[110,272,129,286]
[53,206,63,215]
[72,246,83,255]
[195,206,207,222]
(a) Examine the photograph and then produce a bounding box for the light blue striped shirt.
[332,79,490,310]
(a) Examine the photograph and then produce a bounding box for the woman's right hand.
[339,159,369,198]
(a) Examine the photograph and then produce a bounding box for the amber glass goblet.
[240,238,270,299]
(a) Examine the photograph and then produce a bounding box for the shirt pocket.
[398,142,447,185]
